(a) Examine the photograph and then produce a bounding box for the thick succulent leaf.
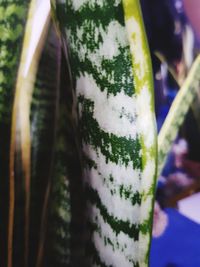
[44,52,82,267]
[0,1,31,266]
[8,1,50,266]
[28,23,61,267]
[158,55,200,176]
[53,0,157,266]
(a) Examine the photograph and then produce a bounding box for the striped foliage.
[0,0,29,121]
[29,23,61,267]
[158,55,200,176]
[0,1,73,266]
[0,1,31,266]
[0,1,53,266]
[53,1,157,266]
[9,0,51,265]
[44,52,84,267]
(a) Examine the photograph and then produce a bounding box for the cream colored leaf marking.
[9,1,50,266]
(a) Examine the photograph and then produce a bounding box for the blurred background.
[140,1,200,266]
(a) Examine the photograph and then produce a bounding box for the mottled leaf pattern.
[0,1,160,267]
[54,1,157,266]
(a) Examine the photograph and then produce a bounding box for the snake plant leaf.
[51,3,87,267]
[158,55,200,176]
[53,0,157,266]
[8,1,50,266]
[0,1,31,265]
[28,23,61,267]
[44,51,83,267]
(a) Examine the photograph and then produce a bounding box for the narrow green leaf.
[44,53,74,267]
[28,24,61,267]
[158,55,200,176]
[8,1,50,266]
[0,1,31,266]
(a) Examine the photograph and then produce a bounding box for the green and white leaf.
[54,0,157,266]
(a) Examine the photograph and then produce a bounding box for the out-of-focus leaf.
[158,55,200,176]
[191,91,200,134]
